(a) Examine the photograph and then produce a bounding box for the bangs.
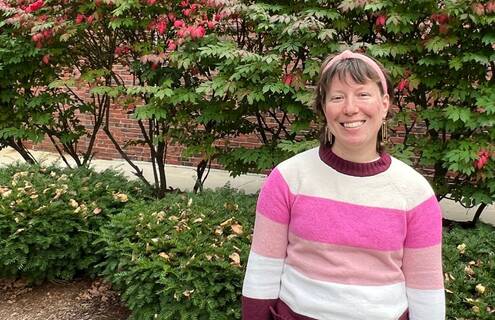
[324,59,383,93]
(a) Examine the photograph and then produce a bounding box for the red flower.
[41,54,50,64]
[174,20,185,28]
[474,150,490,170]
[206,20,216,29]
[146,0,157,5]
[156,21,167,35]
[25,0,44,13]
[397,79,409,92]
[167,40,177,51]
[86,15,95,24]
[75,14,85,24]
[375,15,387,27]
[31,32,43,42]
[487,1,495,13]
[182,8,191,16]
[190,25,205,39]
[282,73,294,85]
[436,13,449,25]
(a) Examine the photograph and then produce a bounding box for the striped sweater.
[242,145,445,320]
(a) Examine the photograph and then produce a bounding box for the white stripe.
[279,265,408,320]
[242,251,285,299]
[406,287,445,320]
[277,147,433,210]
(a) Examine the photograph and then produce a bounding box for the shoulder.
[386,156,437,209]
[263,147,321,192]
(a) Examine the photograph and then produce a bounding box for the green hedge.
[443,223,495,319]
[0,163,147,283]
[96,189,256,320]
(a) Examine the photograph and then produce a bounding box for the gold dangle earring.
[381,120,388,142]
[325,126,333,145]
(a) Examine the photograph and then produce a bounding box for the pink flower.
[475,150,490,170]
[86,15,95,24]
[174,20,185,28]
[146,0,157,5]
[375,15,387,27]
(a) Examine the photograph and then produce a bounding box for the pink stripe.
[256,168,293,224]
[404,196,442,248]
[289,195,406,250]
[251,213,289,259]
[286,233,404,285]
[403,245,444,289]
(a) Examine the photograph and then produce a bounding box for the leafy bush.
[96,189,256,320]
[0,163,147,283]
[443,223,495,319]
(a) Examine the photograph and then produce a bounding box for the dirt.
[0,278,130,320]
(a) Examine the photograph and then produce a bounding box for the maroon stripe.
[243,297,409,320]
[319,144,391,177]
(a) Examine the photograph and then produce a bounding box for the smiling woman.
[241,50,446,320]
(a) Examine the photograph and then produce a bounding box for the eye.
[359,92,371,97]
[330,95,343,102]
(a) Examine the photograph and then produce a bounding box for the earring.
[325,126,333,145]
[381,120,388,142]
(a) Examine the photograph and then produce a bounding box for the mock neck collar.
[318,144,391,177]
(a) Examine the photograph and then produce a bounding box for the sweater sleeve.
[242,168,292,320]
[402,195,445,320]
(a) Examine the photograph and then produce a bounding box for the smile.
[341,121,365,128]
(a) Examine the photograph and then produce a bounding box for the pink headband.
[322,50,388,95]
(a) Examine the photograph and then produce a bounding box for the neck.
[331,143,380,163]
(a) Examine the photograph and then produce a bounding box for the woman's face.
[323,74,389,158]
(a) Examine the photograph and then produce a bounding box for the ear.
[381,93,390,118]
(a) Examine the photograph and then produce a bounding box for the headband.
[322,50,388,95]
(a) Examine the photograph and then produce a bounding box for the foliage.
[0,163,147,283]
[443,223,495,319]
[96,188,256,320]
[1,0,494,216]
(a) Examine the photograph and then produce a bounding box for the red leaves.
[24,0,44,13]
[474,150,491,170]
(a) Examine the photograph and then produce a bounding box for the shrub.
[96,188,256,320]
[443,223,495,319]
[0,163,147,283]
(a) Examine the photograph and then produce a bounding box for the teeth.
[343,121,365,128]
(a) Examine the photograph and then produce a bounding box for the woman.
[241,50,445,320]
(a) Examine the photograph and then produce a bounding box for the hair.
[313,51,394,151]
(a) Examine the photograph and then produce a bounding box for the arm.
[242,168,292,320]
[403,195,445,320]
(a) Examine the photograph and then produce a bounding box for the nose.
[343,96,358,115]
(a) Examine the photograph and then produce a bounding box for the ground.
[0,278,130,320]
